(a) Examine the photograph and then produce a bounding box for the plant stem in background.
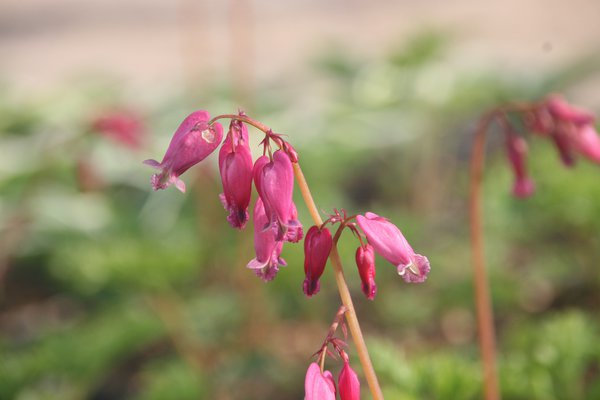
[294,163,385,400]
[469,113,500,400]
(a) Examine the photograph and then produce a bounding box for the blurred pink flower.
[505,133,535,198]
[303,226,333,297]
[92,109,145,150]
[356,212,430,283]
[338,359,361,400]
[304,362,336,400]
[355,244,377,300]
[144,111,223,193]
[247,198,286,281]
[219,120,253,229]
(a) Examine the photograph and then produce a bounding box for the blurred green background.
[1,1,600,399]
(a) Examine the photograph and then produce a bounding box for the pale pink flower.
[144,111,223,192]
[355,244,377,300]
[356,212,430,283]
[304,362,336,400]
[303,225,333,297]
[91,109,145,150]
[219,120,253,229]
[247,198,286,281]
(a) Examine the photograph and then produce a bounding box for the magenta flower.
[304,362,336,400]
[505,133,535,198]
[355,244,377,300]
[218,120,253,229]
[284,202,304,243]
[254,151,301,241]
[546,95,595,125]
[573,124,600,164]
[303,225,333,297]
[338,360,361,400]
[356,212,430,283]
[144,111,223,192]
[247,198,286,281]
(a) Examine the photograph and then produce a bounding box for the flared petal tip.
[512,178,536,199]
[398,254,430,283]
[303,278,320,297]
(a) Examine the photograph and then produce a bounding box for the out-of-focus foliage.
[1,31,599,399]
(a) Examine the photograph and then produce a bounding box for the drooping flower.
[246,198,286,281]
[218,119,253,229]
[356,212,430,283]
[284,202,304,243]
[144,111,223,192]
[505,133,535,198]
[253,150,301,240]
[546,95,595,125]
[91,109,145,150]
[304,362,336,400]
[303,225,333,297]
[355,244,377,300]
[573,124,600,164]
[338,359,361,400]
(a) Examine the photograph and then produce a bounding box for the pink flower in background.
[303,225,333,297]
[92,110,145,150]
[144,111,223,193]
[338,359,361,400]
[355,244,377,300]
[219,120,253,229]
[254,151,300,241]
[304,362,336,400]
[505,133,535,198]
[356,212,430,283]
[573,124,600,164]
[546,95,595,125]
[247,198,286,281]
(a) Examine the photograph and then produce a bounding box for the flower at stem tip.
[247,198,286,281]
[356,212,430,283]
[218,118,253,229]
[505,133,535,198]
[304,362,336,400]
[143,110,223,193]
[338,357,361,400]
[303,225,333,297]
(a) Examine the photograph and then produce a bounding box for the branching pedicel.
[470,94,600,400]
[144,110,432,399]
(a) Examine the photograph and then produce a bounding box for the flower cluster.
[144,111,430,295]
[501,95,600,198]
[305,210,430,299]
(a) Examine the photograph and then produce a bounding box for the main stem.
[469,113,500,400]
[294,163,384,400]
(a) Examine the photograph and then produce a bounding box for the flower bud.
[218,121,253,229]
[338,359,361,400]
[505,133,535,198]
[144,111,223,192]
[356,212,430,283]
[573,124,600,164]
[304,362,336,400]
[355,244,377,300]
[303,226,333,297]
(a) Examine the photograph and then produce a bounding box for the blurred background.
[1,0,600,399]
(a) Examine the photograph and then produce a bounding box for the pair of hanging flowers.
[144,110,430,298]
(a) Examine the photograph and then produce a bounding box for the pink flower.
[247,198,286,281]
[572,124,600,164]
[144,111,223,192]
[303,225,333,297]
[546,95,595,125]
[355,244,377,300]
[284,202,304,243]
[356,212,430,283]
[91,109,145,150]
[253,151,301,241]
[505,133,535,198]
[338,360,361,400]
[304,362,336,400]
[218,120,253,229]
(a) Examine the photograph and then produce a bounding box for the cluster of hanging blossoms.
[144,110,430,298]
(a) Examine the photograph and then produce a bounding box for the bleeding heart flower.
[355,244,377,300]
[247,198,286,281]
[505,133,535,198]
[219,119,253,229]
[144,110,223,192]
[356,212,430,283]
[338,359,361,400]
[304,362,336,400]
[303,225,333,297]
